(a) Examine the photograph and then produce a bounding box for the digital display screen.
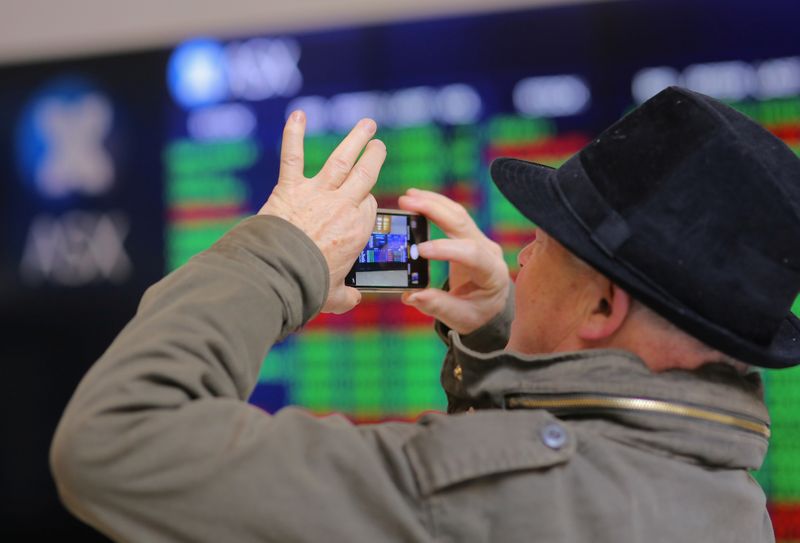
[2,0,800,540]
[348,212,426,288]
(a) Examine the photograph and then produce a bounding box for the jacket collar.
[444,331,769,471]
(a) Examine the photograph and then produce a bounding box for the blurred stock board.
[2,0,800,539]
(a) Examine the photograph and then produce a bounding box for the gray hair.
[563,249,752,373]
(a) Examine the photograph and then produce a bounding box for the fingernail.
[407,188,420,195]
[406,293,418,303]
[292,110,305,122]
[362,118,377,134]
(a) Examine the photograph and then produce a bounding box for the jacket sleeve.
[434,283,515,413]
[50,215,430,543]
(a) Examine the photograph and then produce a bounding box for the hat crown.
[569,86,800,346]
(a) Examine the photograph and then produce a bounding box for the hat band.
[551,155,795,346]
[554,156,631,257]
[551,156,692,312]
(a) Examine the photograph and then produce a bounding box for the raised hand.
[398,189,510,334]
[259,111,386,314]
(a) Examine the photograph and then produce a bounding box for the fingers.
[401,289,483,332]
[417,238,502,287]
[317,118,377,189]
[398,189,484,241]
[278,110,306,182]
[352,193,379,247]
[359,192,378,221]
[322,286,362,314]
[339,139,386,202]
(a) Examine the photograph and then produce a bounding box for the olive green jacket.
[51,215,774,542]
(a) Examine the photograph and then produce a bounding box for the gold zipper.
[505,394,770,438]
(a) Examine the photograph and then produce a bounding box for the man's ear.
[577,281,631,342]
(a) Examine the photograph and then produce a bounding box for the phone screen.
[345,211,429,290]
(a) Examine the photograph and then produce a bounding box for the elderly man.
[52,87,799,542]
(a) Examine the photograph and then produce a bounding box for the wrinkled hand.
[398,189,510,334]
[259,111,385,314]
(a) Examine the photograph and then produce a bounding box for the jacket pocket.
[403,409,575,497]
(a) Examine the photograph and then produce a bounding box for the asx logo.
[20,211,131,286]
[15,77,132,287]
[16,77,115,199]
[168,37,302,109]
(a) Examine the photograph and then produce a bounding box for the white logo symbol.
[20,211,131,286]
[35,93,114,197]
[226,38,303,101]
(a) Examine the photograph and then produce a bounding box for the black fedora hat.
[491,86,800,369]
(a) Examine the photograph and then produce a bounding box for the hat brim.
[490,157,800,369]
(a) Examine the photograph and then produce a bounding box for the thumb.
[402,288,476,331]
[322,286,362,314]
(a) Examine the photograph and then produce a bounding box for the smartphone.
[345,209,429,291]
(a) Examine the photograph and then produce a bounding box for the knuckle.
[409,198,428,214]
[353,164,371,182]
[472,242,486,261]
[419,294,437,312]
[453,239,476,260]
[281,153,301,168]
[454,207,472,231]
[330,156,351,175]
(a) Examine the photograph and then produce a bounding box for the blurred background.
[2,0,800,540]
